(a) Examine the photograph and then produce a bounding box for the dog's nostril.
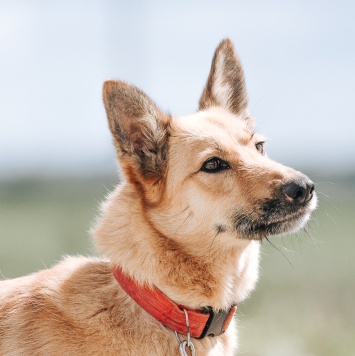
[309,184,315,195]
[294,188,305,200]
[306,181,315,201]
[282,179,314,204]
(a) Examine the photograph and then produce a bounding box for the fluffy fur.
[0,39,317,355]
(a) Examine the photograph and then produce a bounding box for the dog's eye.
[255,142,265,154]
[201,157,230,173]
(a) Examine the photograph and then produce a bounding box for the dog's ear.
[199,39,248,116]
[103,80,170,182]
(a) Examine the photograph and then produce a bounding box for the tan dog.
[0,39,317,355]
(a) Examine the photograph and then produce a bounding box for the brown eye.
[255,142,265,154]
[205,160,218,170]
[201,157,230,173]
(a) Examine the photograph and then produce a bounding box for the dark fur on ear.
[199,38,248,115]
[103,80,171,182]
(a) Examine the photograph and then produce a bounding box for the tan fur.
[0,39,317,355]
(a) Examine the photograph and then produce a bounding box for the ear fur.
[199,38,248,115]
[103,80,171,182]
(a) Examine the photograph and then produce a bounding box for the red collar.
[112,266,236,339]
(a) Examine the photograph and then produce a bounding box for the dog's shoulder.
[0,256,124,353]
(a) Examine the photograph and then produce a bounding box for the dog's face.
[103,39,317,247]
[163,107,316,243]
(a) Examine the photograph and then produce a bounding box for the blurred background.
[0,1,354,355]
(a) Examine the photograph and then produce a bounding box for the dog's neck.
[111,265,238,338]
[94,183,260,311]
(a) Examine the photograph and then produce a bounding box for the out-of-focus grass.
[0,176,117,278]
[0,173,354,355]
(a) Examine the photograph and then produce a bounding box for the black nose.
[282,179,314,204]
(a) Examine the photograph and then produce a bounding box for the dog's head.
[103,39,317,245]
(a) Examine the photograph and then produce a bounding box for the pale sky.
[1,0,354,177]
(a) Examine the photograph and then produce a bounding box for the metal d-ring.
[175,309,196,356]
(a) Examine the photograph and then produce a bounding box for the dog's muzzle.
[234,174,316,239]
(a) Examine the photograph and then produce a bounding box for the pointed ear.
[103,80,171,181]
[199,39,248,115]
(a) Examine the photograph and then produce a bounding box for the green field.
[1,174,354,355]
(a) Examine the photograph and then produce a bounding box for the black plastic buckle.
[198,305,236,339]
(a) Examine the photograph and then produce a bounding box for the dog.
[0,39,317,355]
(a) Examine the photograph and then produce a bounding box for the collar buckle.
[198,304,237,339]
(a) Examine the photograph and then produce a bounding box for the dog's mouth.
[233,196,316,240]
